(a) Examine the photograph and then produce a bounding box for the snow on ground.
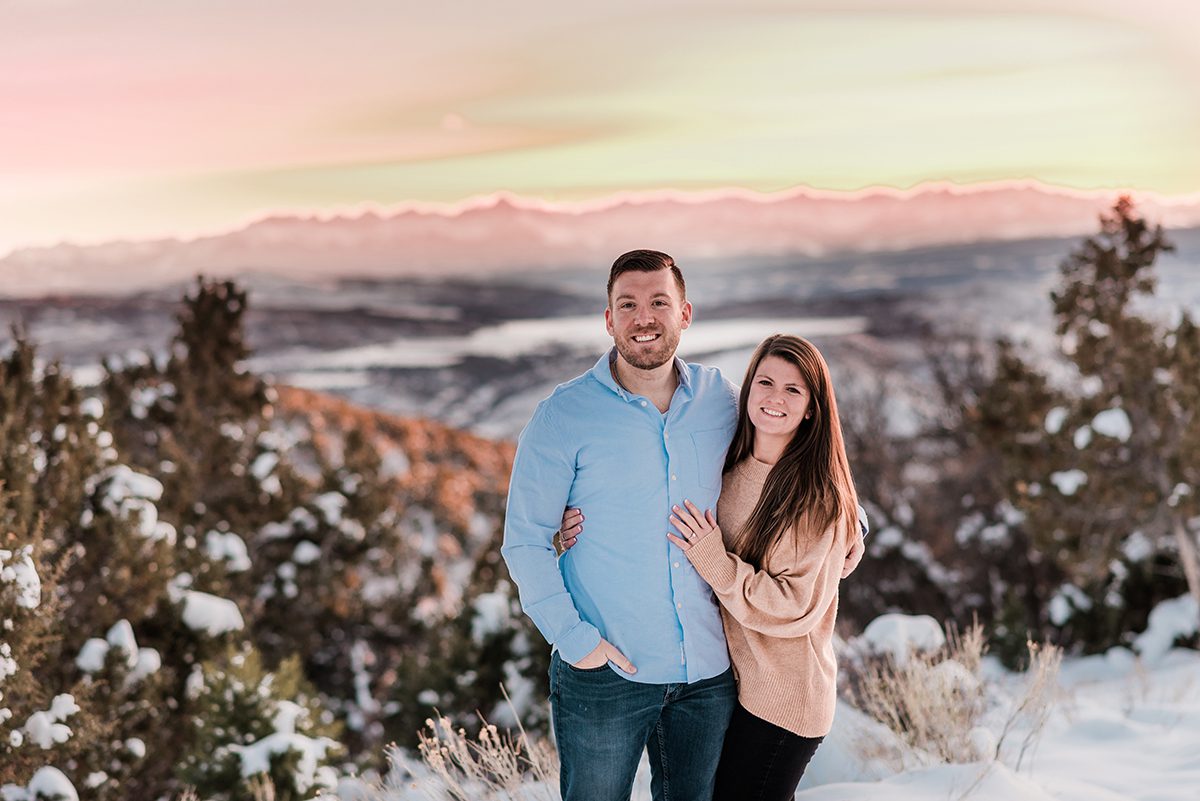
[342,597,1200,801]
[834,641,1198,801]
[791,654,1200,801]
[355,645,1200,801]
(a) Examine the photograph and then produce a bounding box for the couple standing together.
[502,250,866,801]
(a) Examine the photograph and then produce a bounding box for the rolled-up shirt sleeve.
[501,401,601,664]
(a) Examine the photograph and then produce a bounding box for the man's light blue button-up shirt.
[502,349,738,684]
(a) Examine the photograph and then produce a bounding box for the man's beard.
[614,328,681,370]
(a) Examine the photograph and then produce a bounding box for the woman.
[559,334,860,800]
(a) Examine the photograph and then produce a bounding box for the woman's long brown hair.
[724,334,858,569]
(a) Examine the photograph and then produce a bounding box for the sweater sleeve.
[685,518,848,638]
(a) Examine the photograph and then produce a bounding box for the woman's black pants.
[712,703,824,801]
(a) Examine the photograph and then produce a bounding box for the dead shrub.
[845,621,1061,773]
[415,710,557,801]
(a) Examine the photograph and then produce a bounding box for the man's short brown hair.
[607,249,686,303]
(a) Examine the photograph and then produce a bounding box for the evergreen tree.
[178,644,342,801]
[0,335,116,791]
[0,521,100,788]
[977,198,1199,649]
[103,276,273,588]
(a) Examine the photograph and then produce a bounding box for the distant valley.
[4,228,1199,439]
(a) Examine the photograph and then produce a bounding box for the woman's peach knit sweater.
[685,456,852,737]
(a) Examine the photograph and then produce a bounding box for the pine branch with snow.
[177,645,342,801]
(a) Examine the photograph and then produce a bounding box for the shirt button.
[664,431,669,439]
[676,602,683,609]
[671,474,677,481]
[640,401,648,407]
[673,562,681,568]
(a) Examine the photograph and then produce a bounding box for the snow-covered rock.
[857,614,946,665]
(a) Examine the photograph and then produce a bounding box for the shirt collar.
[590,347,692,402]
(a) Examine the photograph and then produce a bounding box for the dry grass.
[846,621,1062,774]
[848,622,990,766]
[175,776,278,801]
[414,688,558,801]
[994,640,1062,771]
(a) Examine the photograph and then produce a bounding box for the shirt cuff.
[554,620,602,665]
[685,529,737,589]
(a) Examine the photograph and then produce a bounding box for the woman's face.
[746,355,812,440]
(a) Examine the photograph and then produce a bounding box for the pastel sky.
[2,0,1199,256]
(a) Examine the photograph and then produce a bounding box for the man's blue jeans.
[550,651,737,801]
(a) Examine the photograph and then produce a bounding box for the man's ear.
[680,300,693,330]
[605,306,615,337]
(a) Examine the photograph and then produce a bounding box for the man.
[502,250,863,801]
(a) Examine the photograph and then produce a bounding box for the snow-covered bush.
[177,645,343,801]
[67,617,174,798]
[4,281,545,797]
[0,528,97,792]
[1,340,106,790]
[1,766,81,801]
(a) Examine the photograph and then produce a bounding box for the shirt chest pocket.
[691,427,731,491]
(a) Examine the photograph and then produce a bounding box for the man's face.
[605,269,692,370]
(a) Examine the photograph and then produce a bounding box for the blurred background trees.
[840,197,1199,664]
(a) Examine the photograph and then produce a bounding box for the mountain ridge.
[5,182,1200,298]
